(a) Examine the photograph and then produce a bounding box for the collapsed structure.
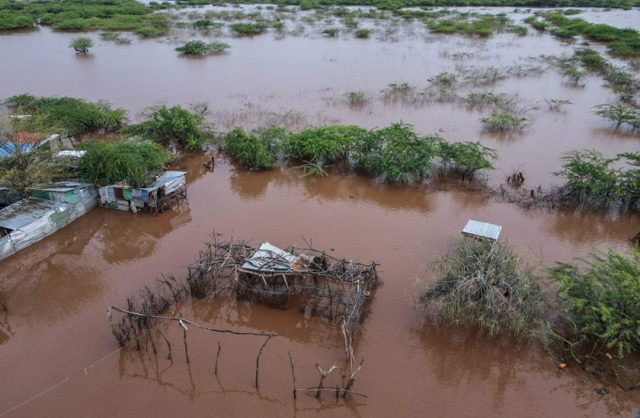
[186,235,379,358]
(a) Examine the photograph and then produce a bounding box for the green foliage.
[420,237,545,337]
[99,31,121,40]
[8,95,126,136]
[69,36,93,52]
[272,21,284,30]
[225,126,278,170]
[121,105,211,150]
[322,28,339,36]
[554,149,640,206]
[135,27,163,37]
[353,28,372,38]
[428,71,458,88]
[285,125,366,163]
[479,113,527,131]
[343,90,368,105]
[594,104,640,130]
[77,139,171,187]
[0,121,70,198]
[438,141,497,179]
[0,10,36,30]
[229,22,268,34]
[175,40,230,54]
[547,247,640,358]
[352,122,440,184]
[542,13,640,57]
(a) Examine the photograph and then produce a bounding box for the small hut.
[98,171,187,214]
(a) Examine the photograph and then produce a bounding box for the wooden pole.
[288,351,297,399]
[315,362,336,398]
[255,333,274,388]
[215,343,221,375]
[179,314,190,364]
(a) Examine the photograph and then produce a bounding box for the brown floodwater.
[1,6,640,418]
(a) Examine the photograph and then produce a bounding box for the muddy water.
[1,7,640,418]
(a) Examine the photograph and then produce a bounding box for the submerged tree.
[175,40,230,55]
[69,36,94,53]
[546,247,640,359]
[419,237,546,337]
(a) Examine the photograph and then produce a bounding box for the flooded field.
[1,5,640,418]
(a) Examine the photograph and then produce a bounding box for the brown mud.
[1,7,640,417]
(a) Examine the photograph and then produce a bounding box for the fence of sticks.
[185,234,379,363]
[104,232,379,399]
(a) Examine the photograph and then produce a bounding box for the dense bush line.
[224,122,498,183]
[538,11,640,57]
[4,94,127,136]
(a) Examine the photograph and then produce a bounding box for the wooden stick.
[288,351,297,399]
[110,306,283,338]
[255,333,274,388]
[215,342,221,375]
[297,387,367,398]
[315,362,337,398]
[343,354,364,397]
[179,314,190,364]
[151,325,171,359]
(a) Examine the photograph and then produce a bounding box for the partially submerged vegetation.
[5,94,127,136]
[78,139,172,187]
[175,40,230,54]
[224,122,498,183]
[121,104,213,150]
[420,237,545,337]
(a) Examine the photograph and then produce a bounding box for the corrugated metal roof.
[462,220,502,241]
[241,242,303,273]
[139,171,187,191]
[0,198,67,230]
[33,182,94,193]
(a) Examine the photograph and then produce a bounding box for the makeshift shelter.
[461,219,502,242]
[186,236,378,354]
[98,171,187,214]
[0,183,98,262]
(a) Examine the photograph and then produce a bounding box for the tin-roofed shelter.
[0,183,98,262]
[98,171,187,214]
[461,220,502,242]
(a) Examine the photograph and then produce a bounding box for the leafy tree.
[121,105,212,150]
[547,247,640,358]
[229,22,268,35]
[285,125,366,163]
[420,237,545,337]
[322,28,339,36]
[69,36,93,53]
[353,28,372,38]
[479,113,527,131]
[0,119,70,198]
[77,139,172,187]
[438,141,498,180]
[594,104,640,129]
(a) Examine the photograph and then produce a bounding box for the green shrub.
[121,105,211,150]
[192,19,215,28]
[353,28,372,38]
[99,31,121,40]
[11,95,126,135]
[229,22,268,35]
[547,247,640,358]
[77,139,172,187]
[352,122,440,184]
[135,27,163,37]
[420,237,545,337]
[69,36,93,52]
[531,21,549,31]
[438,141,498,180]
[0,10,36,30]
[175,40,230,54]
[285,125,367,163]
[594,104,640,129]
[322,28,339,36]
[225,126,278,169]
[479,113,527,131]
